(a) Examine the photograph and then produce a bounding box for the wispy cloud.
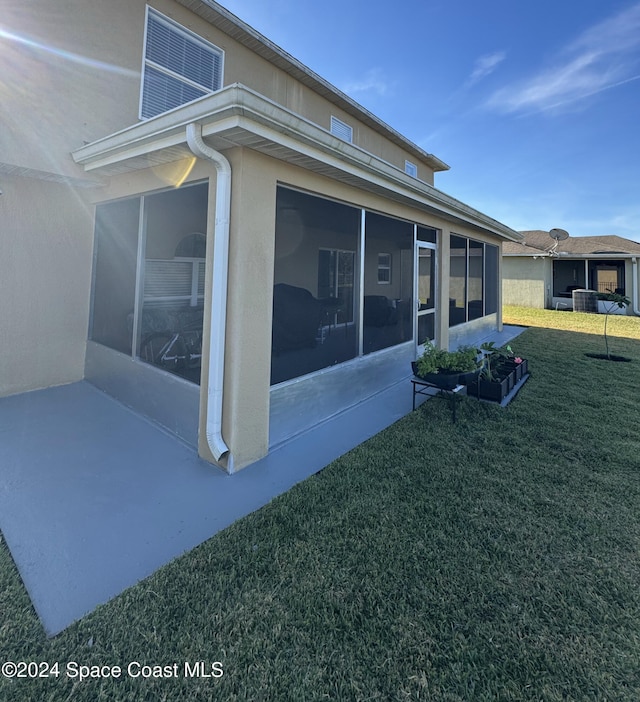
[342,68,391,97]
[466,51,506,86]
[487,2,640,114]
[574,207,640,237]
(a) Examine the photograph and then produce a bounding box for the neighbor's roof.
[179,0,449,173]
[503,230,640,256]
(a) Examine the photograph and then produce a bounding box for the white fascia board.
[72,89,244,166]
[73,84,520,241]
[218,113,520,241]
[503,252,544,257]
[217,88,521,241]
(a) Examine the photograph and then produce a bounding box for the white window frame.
[415,236,438,352]
[330,116,353,143]
[405,160,418,178]
[140,7,224,119]
[377,252,392,284]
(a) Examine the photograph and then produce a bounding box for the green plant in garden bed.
[478,341,525,379]
[415,341,479,377]
[466,342,528,402]
[413,341,480,391]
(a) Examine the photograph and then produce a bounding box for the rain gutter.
[73,86,521,243]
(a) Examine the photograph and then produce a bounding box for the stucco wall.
[625,259,637,315]
[1,0,444,405]
[154,0,436,183]
[1,0,143,178]
[0,177,93,396]
[2,0,434,183]
[502,257,547,308]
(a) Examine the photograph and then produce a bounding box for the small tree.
[596,292,630,359]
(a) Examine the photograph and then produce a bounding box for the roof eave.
[177,0,449,173]
[73,85,519,242]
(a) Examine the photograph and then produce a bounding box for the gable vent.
[405,160,418,178]
[330,116,353,143]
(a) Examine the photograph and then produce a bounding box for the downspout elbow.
[186,122,231,463]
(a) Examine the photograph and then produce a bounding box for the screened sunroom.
[86,181,209,446]
[270,186,444,385]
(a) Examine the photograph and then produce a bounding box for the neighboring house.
[503,230,640,314]
[1,0,521,472]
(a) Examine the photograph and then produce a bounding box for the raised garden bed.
[412,342,530,408]
[466,366,530,406]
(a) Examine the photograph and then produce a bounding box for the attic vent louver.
[330,116,353,143]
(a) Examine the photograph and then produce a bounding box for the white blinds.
[141,9,223,119]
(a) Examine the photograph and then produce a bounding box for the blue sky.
[221,0,640,239]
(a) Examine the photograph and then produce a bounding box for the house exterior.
[503,231,640,314]
[1,0,521,472]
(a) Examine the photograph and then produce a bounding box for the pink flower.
[514,357,522,364]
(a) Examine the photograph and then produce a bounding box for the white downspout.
[633,257,640,316]
[186,122,230,463]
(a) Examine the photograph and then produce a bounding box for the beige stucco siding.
[0,177,93,396]
[625,260,637,314]
[150,0,435,182]
[201,148,277,468]
[0,156,213,400]
[502,257,547,308]
[1,0,143,178]
[3,0,436,183]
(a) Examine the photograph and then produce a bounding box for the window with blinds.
[141,8,223,119]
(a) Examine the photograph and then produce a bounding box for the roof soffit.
[72,86,520,242]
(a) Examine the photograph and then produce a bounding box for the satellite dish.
[549,228,569,241]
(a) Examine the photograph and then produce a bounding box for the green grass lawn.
[504,304,640,340]
[2,308,640,701]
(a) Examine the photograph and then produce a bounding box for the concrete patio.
[0,327,525,636]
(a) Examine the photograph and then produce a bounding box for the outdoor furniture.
[411,377,465,423]
[272,283,323,353]
[318,296,347,339]
[363,295,398,327]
